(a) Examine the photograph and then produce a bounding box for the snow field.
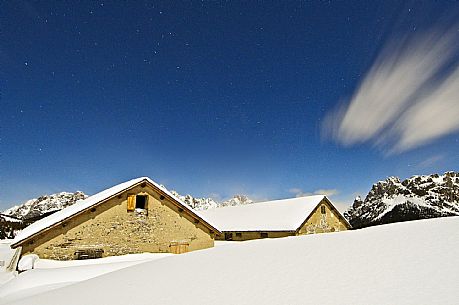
[0,253,171,303]
[3,216,459,305]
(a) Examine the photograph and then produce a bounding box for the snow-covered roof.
[13,177,220,246]
[200,195,327,231]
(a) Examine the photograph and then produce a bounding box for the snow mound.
[0,253,171,303]
[17,255,39,272]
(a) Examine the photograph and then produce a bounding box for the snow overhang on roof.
[12,177,221,247]
[200,195,328,232]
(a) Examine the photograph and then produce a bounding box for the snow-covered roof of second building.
[13,177,219,246]
[200,195,326,232]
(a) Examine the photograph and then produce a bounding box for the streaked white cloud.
[391,67,459,152]
[322,25,459,154]
[416,154,445,169]
[289,188,339,198]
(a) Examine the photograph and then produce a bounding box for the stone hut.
[11,177,220,260]
[200,195,351,241]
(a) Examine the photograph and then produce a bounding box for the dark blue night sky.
[1,1,459,209]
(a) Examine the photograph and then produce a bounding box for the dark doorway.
[136,195,147,209]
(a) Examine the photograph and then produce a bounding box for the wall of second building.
[297,199,349,235]
[19,184,214,260]
[215,231,293,241]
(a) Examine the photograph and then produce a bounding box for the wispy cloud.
[416,154,445,169]
[289,188,339,198]
[322,25,459,154]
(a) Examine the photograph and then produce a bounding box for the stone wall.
[20,184,214,260]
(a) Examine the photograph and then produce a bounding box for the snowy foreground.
[2,217,459,305]
[0,253,171,303]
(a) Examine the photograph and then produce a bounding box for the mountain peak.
[3,191,88,220]
[169,191,253,210]
[346,171,459,228]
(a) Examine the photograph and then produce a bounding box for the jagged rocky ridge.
[0,214,22,239]
[169,191,253,210]
[0,192,88,239]
[345,171,459,228]
[3,192,88,221]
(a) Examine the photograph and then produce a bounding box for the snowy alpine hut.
[11,177,220,260]
[201,195,351,241]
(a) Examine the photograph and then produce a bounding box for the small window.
[235,232,242,238]
[321,206,326,214]
[260,232,268,238]
[136,195,147,209]
[74,249,104,260]
[224,233,233,241]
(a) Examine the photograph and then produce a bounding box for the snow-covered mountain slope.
[170,191,253,210]
[6,216,459,305]
[3,192,87,221]
[0,216,23,239]
[1,192,88,239]
[169,190,219,210]
[346,171,459,228]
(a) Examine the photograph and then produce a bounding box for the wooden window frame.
[321,205,326,214]
[127,194,136,211]
[127,194,149,212]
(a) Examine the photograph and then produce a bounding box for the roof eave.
[12,178,221,248]
[12,180,145,248]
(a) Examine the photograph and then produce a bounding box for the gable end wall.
[20,184,214,260]
[297,199,349,234]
